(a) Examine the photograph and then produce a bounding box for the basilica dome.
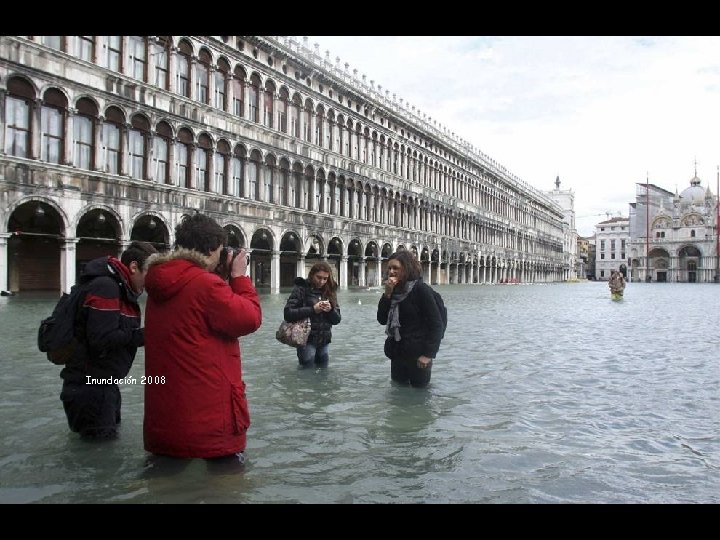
[679,176,706,204]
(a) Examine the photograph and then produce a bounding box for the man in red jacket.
[143,213,262,467]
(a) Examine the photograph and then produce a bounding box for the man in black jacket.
[60,241,158,440]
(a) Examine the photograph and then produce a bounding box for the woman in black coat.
[377,250,443,387]
[284,261,341,367]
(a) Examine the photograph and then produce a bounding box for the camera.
[214,246,243,280]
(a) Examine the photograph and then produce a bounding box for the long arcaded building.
[0,36,566,293]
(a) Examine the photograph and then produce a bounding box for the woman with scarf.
[377,250,443,388]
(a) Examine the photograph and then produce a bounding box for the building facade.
[576,235,589,279]
[0,36,566,294]
[546,175,577,280]
[594,217,629,281]
[628,176,718,283]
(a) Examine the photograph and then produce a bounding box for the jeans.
[297,341,330,367]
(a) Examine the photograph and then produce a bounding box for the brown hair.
[387,250,422,289]
[308,261,338,307]
[121,241,158,270]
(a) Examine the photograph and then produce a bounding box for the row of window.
[3,94,557,254]
[599,253,626,260]
[26,36,541,224]
[599,239,627,251]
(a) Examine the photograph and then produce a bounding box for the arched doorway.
[279,231,300,287]
[130,214,170,252]
[250,229,273,289]
[678,245,701,283]
[76,208,122,281]
[7,200,63,291]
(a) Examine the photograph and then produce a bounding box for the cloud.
[306,36,720,236]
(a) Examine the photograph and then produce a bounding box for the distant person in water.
[609,270,626,296]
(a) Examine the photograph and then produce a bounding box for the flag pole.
[646,172,650,282]
[716,165,719,283]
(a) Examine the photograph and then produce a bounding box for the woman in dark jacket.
[284,261,341,367]
[377,250,443,388]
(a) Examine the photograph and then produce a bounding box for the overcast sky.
[305,36,720,237]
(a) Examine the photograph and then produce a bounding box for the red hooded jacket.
[143,249,262,458]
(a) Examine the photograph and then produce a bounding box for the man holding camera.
[142,213,262,466]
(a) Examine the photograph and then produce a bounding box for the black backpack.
[424,284,447,340]
[38,284,87,365]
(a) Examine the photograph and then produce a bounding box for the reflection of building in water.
[628,172,718,283]
[0,36,566,293]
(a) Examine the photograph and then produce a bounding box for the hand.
[384,276,398,297]
[314,300,331,313]
[417,355,433,369]
[230,248,248,278]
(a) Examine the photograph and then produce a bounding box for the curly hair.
[387,249,422,285]
[174,213,227,255]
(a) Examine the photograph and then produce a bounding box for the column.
[0,88,5,152]
[296,254,306,279]
[61,238,79,293]
[0,234,9,293]
[188,56,197,101]
[225,72,234,115]
[248,249,256,284]
[207,65,216,108]
[31,98,41,159]
[258,84,265,126]
[120,36,129,76]
[205,146,215,193]
[168,46,177,93]
[424,260,431,284]
[121,122,131,176]
[63,107,73,165]
[242,157,250,198]
[339,255,348,290]
[93,116,104,172]
[271,250,280,294]
[187,143,196,190]
[358,256,366,287]
[147,39,157,87]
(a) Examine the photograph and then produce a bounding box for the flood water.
[1,281,718,503]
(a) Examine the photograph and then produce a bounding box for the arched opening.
[250,229,273,289]
[7,201,63,291]
[76,208,122,279]
[279,231,300,287]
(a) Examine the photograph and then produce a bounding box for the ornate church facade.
[628,174,719,283]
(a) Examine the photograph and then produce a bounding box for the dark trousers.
[60,381,121,440]
[390,357,432,388]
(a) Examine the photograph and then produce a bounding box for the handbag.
[276,318,311,348]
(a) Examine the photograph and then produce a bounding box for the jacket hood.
[80,256,114,282]
[294,276,309,287]
[145,248,214,302]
